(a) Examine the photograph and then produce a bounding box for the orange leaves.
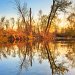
[0,27,55,43]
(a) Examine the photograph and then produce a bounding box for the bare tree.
[38,10,43,23]
[38,10,42,19]
[11,18,15,29]
[0,17,5,29]
[14,0,28,30]
[5,20,9,30]
[1,17,5,23]
[45,0,72,32]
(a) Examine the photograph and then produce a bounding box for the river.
[0,41,75,75]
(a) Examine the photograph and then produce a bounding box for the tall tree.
[14,0,28,30]
[45,0,72,32]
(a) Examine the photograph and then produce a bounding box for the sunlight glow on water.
[0,41,75,75]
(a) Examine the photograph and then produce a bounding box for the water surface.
[0,41,75,75]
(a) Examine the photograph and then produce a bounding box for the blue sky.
[0,0,52,18]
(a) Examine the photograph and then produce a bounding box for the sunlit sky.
[0,0,52,19]
[0,0,75,29]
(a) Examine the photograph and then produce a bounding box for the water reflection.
[0,41,75,75]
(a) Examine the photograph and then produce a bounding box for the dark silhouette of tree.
[45,0,72,32]
[44,43,68,75]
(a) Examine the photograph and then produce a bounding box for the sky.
[0,0,52,19]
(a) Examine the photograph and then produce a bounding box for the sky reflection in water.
[0,41,75,75]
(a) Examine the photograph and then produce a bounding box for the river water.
[0,41,75,75]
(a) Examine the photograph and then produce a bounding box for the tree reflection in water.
[0,41,75,75]
[44,43,68,75]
